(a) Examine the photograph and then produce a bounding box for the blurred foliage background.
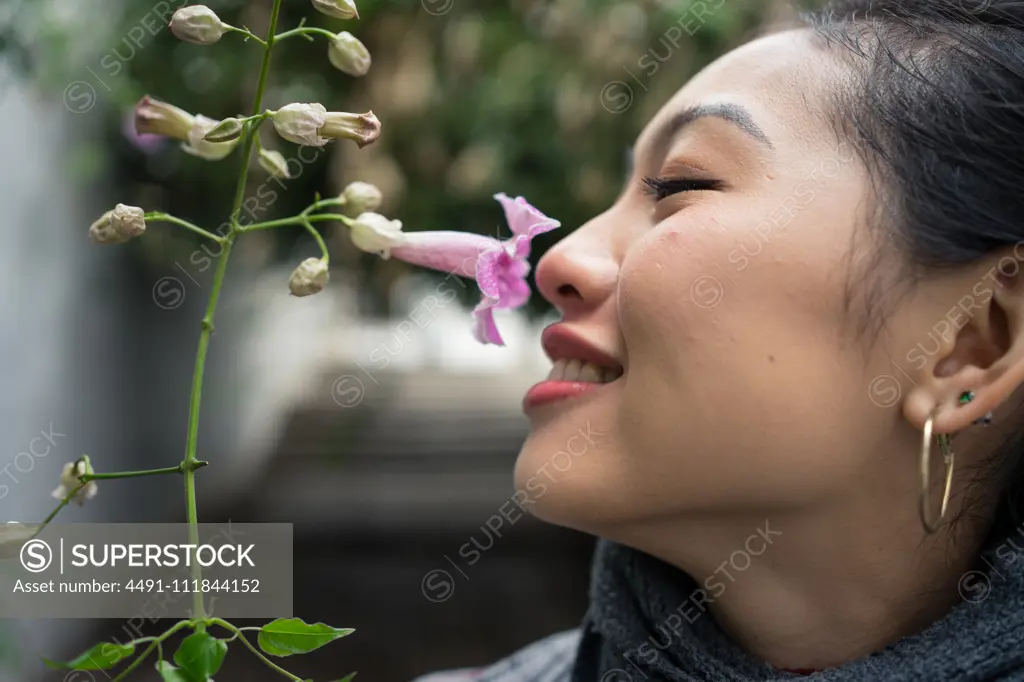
[0,0,808,316]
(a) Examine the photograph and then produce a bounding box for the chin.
[510,424,633,531]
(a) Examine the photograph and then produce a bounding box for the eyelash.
[641,175,723,200]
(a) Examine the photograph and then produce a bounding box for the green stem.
[227,25,269,47]
[145,213,224,243]
[109,620,192,682]
[182,237,232,629]
[274,26,337,42]
[84,463,208,480]
[33,463,208,536]
[300,219,330,264]
[229,0,284,227]
[183,0,284,630]
[210,619,303,681]
[34,481,88,535]
[245,213,353,232]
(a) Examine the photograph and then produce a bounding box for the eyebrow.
[651,103,774,153]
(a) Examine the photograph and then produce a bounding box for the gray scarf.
[571,537,1024,681]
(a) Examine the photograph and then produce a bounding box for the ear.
[903,252,1024,435]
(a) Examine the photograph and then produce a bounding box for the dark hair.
[801,0,1024,543]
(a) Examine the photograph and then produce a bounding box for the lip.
[539,324,623,369]
[523,325,624,413]
[522,381,606,412]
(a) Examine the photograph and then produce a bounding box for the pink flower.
[122,109,165,154]
[348,193,560,345]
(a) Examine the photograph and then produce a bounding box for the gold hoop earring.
[920,412,955,534]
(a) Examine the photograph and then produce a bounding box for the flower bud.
[88,210,126,245]
[289,258,330,296]
[258,149,292,179]
[110,203,146,239]
[203,117,244,143]
[349,212,404,258]
[271,104,381,148]
[183,115,241,160]
[321,110,381,148]
[52,458,98,507]
[340,181,382,215]
[170,5,233,45]
[270,103,329,146]
[134,95,194,140]
[312,0,359,20]
[328,32,371,77]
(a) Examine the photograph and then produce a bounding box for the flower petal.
[498,275,531,309]
[391,231,502,278]
[474,248,504,299]
[472,296,504,346]
[494,193,561,239]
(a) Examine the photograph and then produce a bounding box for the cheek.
[612,212,885,506]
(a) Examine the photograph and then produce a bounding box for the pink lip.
[524,324,625,414]
[522,380,604,412]
[540,324,622,369]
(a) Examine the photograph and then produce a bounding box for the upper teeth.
[547,359,622,383]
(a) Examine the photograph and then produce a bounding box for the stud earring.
[958,390,993,426]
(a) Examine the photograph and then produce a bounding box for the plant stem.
[109,620,192,682]
[84,463,207,480]
[300,219,330,264]
[227,25,269,47]
[229,0,284,227]
[211,619,304,681]
[145,213,224,243]
[33,464,207,536]
[245,213,353,231]
[183,0,285,630]
[182,237,232,629]
[34,481,88,534]
[275,26,337,42]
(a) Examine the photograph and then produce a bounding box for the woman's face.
[516,29,921,536]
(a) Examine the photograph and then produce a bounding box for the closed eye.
[641,175,723,200]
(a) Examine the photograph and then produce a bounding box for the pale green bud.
[52,459,98,507]
[350,212,404,258]
[183,115,241,161]
[340,181,382,215]
[328,32,371,77]
[110,203,146,239]
[88,210,126,245]
[170,5,233,45]
[289,258,330,296]
[258,149,292,179]
[271,103,329,146]
[203,117,244,143]
[312,0,359,20]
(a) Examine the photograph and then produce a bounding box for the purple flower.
[348,193,560,345]
[122,108,165,154]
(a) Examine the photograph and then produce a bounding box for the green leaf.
[43,642,135,670]
[173,632,227,679]
[156,660,199,682]
[257,618,354,657]
[331,673,358,682]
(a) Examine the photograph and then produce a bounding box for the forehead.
[636,28,842,156]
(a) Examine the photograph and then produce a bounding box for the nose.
[535,214,620,318]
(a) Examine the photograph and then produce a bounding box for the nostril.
[557,283,582,299]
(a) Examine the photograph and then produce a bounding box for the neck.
[605,500,984,670]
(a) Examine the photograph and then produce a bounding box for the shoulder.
[410,629,581,682]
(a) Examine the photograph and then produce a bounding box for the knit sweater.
[413,536,1024,682]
